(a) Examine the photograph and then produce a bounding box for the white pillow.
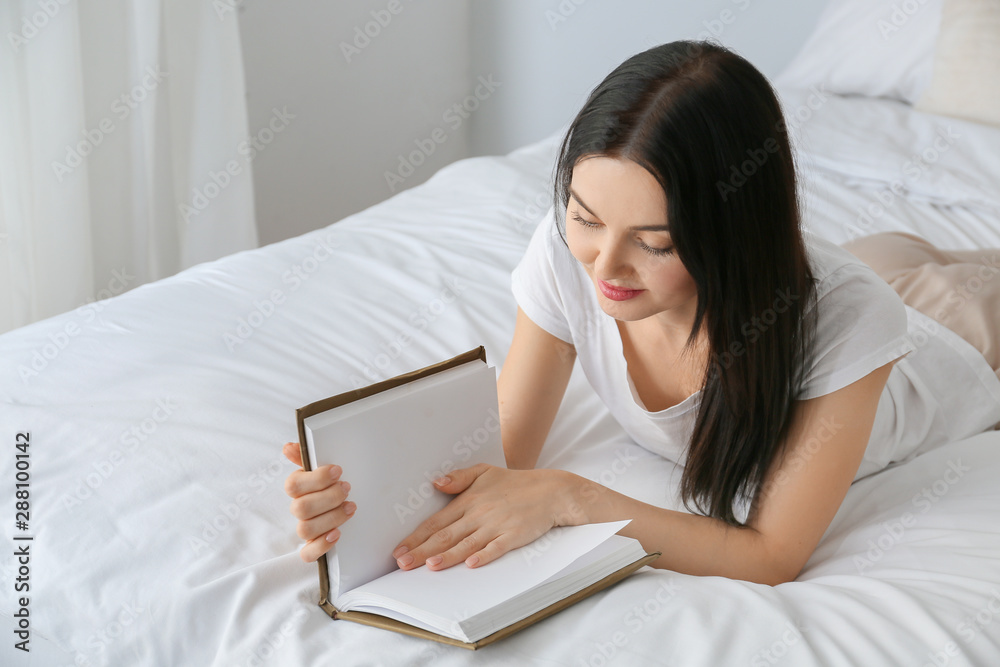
[774,0,942,104]
[914,0,1000,127]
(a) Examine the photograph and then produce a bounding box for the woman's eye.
[571,212,599,228]
[640,241,674,257]
[573,213,674,257]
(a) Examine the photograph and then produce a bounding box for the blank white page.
[338,521,632,622]
[304,360,506,596]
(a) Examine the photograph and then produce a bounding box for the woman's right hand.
[282,441,357,563]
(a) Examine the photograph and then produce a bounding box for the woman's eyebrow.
[569,188,670,231]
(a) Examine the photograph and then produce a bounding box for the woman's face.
[566,156,698,331]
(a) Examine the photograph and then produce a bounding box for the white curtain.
[0,0,258,335]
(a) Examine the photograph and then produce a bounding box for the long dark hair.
[551,40,818,525]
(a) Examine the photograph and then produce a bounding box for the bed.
[4,1,1000,665]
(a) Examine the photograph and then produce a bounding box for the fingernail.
[465,555,479,567]
[427,555,443,567]
[343,502,356,516]
[329,465,342,479]
[325,529,340,543]
[393,546,408,558]
[397,554,414,567]
[341,481,351,493]
[433,476,450,486]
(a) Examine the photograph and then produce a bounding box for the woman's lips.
[598,279,644,301]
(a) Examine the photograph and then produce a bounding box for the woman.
[282,41,1000,585]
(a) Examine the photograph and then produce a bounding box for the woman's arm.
[393,358,898,583]
[497,306,576,469]
[563,358,899,585]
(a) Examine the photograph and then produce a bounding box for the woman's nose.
[594,238,631,279]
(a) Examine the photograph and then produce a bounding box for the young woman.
[282,41,1000,586]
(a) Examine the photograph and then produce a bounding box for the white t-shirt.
[510,206,1000,482]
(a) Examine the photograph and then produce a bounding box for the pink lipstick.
[598,280,644,301]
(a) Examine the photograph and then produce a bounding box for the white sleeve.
[509,206,575,344]
[796,265,916,400]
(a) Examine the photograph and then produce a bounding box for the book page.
[304,360,506,597]
[337,520,631,622]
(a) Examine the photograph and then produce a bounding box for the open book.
[295,345,659,649]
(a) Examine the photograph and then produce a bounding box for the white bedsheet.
[2,88,1000,666]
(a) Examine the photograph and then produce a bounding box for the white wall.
[468,0,829,156]
[238,0,829,247]
[238,0,472,246]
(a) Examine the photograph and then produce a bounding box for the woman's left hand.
[391,463,580,571]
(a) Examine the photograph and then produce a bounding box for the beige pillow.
[915,0,1000,127]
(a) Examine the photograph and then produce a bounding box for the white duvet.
[2,87,1000,666]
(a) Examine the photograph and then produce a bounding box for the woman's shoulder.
[801,230,902,310]
[794,231,915,401]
